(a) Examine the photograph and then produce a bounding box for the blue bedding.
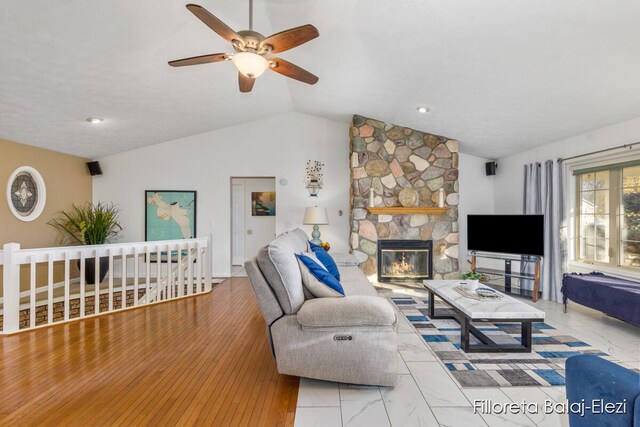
[562,272,640,326]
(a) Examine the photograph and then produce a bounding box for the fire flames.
[389,253,415,276]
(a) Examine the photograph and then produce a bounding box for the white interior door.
[231,181,245,265]
[243,178,276,258]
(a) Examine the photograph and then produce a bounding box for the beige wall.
[0,138,92,248]
[0,138,92,294]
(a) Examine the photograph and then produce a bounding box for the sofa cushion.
[297,296,397,328]
[338,266,379,297]
[566,355,640,426]
[296,253,345,298]
[309,241,340,281]
[256,230,308,314]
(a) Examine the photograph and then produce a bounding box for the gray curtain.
[523,160,566,303]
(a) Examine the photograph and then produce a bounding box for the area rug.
[391,295,614,387]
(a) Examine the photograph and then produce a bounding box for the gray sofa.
[245,228,398,386]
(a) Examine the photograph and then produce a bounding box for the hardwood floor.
[0,277,299,426]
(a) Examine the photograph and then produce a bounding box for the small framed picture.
[145,190,196,262]
[251,192,276,216]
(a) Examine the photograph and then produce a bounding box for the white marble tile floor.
[294,283,640,427]
[297,378,341,407]
[294,407,342,427]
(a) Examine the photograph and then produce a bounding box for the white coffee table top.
[423,280,545,320]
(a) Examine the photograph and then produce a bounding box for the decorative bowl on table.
[476,287,498,298]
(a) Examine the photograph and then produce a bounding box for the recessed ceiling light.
[86,117,104,124]
[416,106,430,114]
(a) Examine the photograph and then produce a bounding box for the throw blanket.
[562,272,640,326]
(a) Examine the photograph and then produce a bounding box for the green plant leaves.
[48,202,122,245]
[460,270,482,280]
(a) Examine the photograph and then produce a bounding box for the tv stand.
[470,252,541,302]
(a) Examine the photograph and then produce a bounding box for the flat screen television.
[467,215,545,257]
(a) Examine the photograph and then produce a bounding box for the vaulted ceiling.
[1,0,640,159]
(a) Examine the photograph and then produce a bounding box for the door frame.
[230,176,277,269]
[231,180,245,266]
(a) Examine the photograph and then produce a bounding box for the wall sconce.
[305,160,324,197]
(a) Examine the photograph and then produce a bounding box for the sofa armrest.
[566,355,640,427]
[297,296,396,328]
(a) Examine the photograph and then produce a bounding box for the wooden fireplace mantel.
[367,207,450,215]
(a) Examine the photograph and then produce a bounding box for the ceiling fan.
[168,2,319,93]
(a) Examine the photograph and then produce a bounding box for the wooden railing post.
[2,243,21,333]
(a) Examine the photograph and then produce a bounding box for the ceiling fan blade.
[261,25,319,53]
[239,73,255,93]
[270,58,319,85]
[168,53,228,67]
[186,4,242,43]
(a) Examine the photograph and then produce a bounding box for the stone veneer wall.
[349,115,460,279]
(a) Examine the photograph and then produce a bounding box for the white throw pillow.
[296,252,345,298]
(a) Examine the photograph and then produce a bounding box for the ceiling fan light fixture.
[169,4,319,92]
[232,51,269,78]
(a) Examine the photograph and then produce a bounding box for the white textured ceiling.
[1,0,640,159]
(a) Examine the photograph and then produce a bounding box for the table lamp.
[303,206,329,244]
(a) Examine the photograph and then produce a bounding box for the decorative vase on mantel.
[398,188,419,207]
[438,188,446,208]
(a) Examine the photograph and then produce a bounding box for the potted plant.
[461,270,483,290]
[49,202,122,284]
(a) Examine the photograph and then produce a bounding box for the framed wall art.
[6,166,47,222]
[145,190,196,262]
[251,191,276,216]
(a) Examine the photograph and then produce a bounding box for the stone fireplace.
[377,240,433,283]
[349,115,459,280]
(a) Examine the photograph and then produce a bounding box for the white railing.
[0,237,212,334]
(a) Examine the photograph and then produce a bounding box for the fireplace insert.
[377,240,433,283]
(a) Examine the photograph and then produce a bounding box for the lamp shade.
[232,52,269,78]
[303,207,329,225]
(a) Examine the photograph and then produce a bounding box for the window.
[622,166,640,267]
[576,164,640,268]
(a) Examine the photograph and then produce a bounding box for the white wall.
[94,109,497,277]
[494,116,640,213]
[94,112,349,277]
[457,152,496,270]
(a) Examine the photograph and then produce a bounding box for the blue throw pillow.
[309,241,341,281]
[296,253,345,297]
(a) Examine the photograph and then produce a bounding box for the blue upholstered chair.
[566,355,640,426]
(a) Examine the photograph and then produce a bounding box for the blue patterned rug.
[391,295,614,387]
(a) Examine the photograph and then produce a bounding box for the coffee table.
[423,280,545,353]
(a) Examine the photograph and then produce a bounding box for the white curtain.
[523,160,566,303]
